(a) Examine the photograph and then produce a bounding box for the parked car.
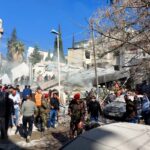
[61,123,150,150]
[103,95,144,120]
[103,101,126,120]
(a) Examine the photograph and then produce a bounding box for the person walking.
[21,95,37,143]
[39,93,50,131]
[68,93,86,139]
[88,95,102,123]
[49,90,60,128]
[34,87,43,130]
[22,85,29,104]
[9,87,21,128]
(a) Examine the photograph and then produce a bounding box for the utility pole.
[51,29,61,98]
[90,20,99,98]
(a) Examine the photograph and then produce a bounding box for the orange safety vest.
[35,92,42,107]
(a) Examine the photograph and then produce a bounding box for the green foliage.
[29,45,42,65]
[7,28,17,61]
[7,28,25,62]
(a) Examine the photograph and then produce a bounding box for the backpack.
[0,91,6,117]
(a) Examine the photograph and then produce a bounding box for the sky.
[0,0,108,56]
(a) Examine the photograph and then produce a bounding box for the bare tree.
[90,0,150,58]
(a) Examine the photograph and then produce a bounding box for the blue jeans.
[12,107,19,126]
[90,115,98,122]
[48,109,57,128]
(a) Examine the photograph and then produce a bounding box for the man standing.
[22,85,29,104]
[28,85,32,97]
[49,90,60,128]
[21,95,37,143]
[0,85,7,139]
[4,86,15,137]
[35,87,43,108]
[39,94,50,131]
[34,87,43,130]
[124,94,137,122]
[9,88,21,128]
[68,93,86,139]
[88,95,102,122]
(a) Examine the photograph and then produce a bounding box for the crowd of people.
[0,80,150,143]
[0,84,104,142]
[0,85,61,143]
[96,82,150,124]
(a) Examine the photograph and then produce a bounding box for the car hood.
[104,101,126,109]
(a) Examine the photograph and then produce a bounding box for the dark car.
[103,95,144,121]
[103,101,126,120]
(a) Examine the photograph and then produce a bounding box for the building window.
[85,51,90,59]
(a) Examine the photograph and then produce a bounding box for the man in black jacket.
[88,95,102,122]
[0,85,7,139]
[5,86,15,136]
[0,85,15,139]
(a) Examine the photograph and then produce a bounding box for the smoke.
[64,68,93,92]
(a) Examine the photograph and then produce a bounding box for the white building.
[67,29,149,70]
[27,47,53,62]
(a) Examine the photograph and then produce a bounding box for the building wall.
[68,41,117,68]
[68,48,85,67]
[39,51,48,61]
[67,32,149,69]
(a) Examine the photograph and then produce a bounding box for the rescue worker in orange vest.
[35,87,43,107]
[34,87,43,131]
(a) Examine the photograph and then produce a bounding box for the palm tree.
[7,28,25,62]
[13,41,25,62]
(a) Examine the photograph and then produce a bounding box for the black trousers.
[23,116,34,137]
[0,117,6,139]
[5,115,11,135]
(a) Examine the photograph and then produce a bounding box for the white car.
[61,123,150,150]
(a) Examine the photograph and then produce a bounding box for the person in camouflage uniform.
[39,93,50,130]
[68,93,86,139]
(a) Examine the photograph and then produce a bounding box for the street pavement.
[0,124,70,150]
[0,117,115,150]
